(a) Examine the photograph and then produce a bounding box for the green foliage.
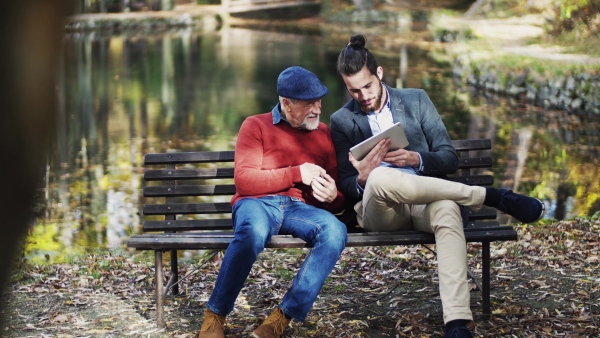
[132,250,155,265]
[333,284,346,292]
[546,0,600,54]
[559,0,589,19]
[197,0,221,4]
[276,268,295,280]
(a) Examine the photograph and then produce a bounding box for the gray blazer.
[330,85,458,200]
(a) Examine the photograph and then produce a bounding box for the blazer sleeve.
[330,113,362,201]
[414,89,458,176]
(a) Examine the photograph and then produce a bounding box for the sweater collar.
[272,103,286,125]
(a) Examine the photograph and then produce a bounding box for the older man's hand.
[300,163,326,186]
[311,173,338,203]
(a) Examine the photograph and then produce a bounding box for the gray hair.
[278,96,296,115]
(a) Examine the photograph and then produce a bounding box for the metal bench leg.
[467,267,482,292]
[482,241,491,317]
[164,250,179,296]
[155,250,165,328]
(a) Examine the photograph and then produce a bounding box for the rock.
[571,97,583,110]
[513,72,528,87]
[507,84,526,96]
[565,76,576,91]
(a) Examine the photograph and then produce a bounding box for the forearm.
[418,149,458,175]
[234,165,302,196]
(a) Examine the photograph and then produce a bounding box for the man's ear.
[376,66,384,80]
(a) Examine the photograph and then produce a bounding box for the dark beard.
[361,79,384,113]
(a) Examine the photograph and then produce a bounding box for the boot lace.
[272,311,287,336]
[273,316,286,337]
[203,311,225,331]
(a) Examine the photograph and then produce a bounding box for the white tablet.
[349,122,409,161]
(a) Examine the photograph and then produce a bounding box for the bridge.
[67,1,323,29]
[221,0,321,13]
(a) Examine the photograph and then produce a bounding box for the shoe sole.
[533,198,546,222]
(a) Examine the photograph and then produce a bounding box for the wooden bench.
[127,138,518,328]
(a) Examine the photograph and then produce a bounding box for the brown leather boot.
[197,309,226,338]
[250,308,291,338]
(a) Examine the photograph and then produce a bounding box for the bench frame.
[128,139,518,328]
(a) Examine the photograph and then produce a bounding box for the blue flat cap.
[277,66,329,101]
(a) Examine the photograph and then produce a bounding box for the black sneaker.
[444,324,473,338]
[496,189,545,223]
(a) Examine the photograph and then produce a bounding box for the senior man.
[197,66,347,338]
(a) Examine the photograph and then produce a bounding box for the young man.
[198,66,347,338]
[330,34,545,338]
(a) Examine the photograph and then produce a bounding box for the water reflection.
[462,90,600,221]
[28,25,600,262]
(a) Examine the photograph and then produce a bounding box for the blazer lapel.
[352,101,372,143]
[387,85,405,125]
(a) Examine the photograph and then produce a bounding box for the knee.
[233,219,270,253]
[429,200,462,231]
[365,167,391,191]
[320,219,347,253]
[366,167,414,198]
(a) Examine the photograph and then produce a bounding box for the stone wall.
[453,60,600,117]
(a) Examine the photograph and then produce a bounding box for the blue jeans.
[206,195,347,321]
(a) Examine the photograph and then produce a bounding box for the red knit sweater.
[231,112,345,214]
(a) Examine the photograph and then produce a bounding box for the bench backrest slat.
[144,168,235,181]
[144,151,235,164]
[143,219,233,231]
[446,175,493,186]
[143,202,232,215]
[144,185,237,197]
[451,139,491,151]
[458,157,492,169]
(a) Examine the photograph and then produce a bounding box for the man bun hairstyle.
[336,34,379,77]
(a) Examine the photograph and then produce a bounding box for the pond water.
[27,21,600,262]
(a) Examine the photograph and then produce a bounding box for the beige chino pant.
[355,167,487,323]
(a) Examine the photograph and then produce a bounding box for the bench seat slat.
[144,185,236,197]
[345,230,517,246]
[137,226,514,237]
[144,168,234,181]
[128,228,518,250]
[143,202,232,215]
[466,220,500,228]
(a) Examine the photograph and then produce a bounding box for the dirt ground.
[2,219,599,337]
